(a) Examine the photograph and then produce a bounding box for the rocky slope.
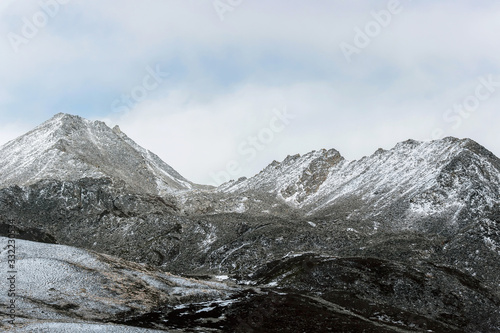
[0,236,236,332]
[217,137,500,233]
[1,113,500,332]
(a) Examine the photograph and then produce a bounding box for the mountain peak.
[52,112,81,120]
[382,137,498,168]
[0,113,200,194]
[219,146,345,201]
[47,112,90,128]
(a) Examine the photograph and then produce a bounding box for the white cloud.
[103,78,494,185]
[1,0,499,184]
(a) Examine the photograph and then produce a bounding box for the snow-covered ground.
[0,236,236,330]
[9,322,170,333]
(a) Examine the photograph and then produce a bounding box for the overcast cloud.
[0,0,499,185]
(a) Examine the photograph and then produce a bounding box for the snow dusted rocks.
[1,113,500,332]
[1,114,498,230]
[0,113,205,196]
[215,137,500,234]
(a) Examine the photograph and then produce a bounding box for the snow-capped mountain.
[0,113,204,195]
[218,137,500,232]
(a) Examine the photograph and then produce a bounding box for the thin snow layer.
[115,129,195,192]
[0,237,235,326]
[219,138,500,220]
[10,322,168,333]
[0,113,196,194]
[218,148,342,198]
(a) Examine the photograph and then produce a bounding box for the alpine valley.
[1,113,499,332]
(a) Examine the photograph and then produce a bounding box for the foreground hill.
[2,237,499,332]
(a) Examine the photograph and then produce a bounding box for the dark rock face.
[1,114,500,332]
[251,255,500,332]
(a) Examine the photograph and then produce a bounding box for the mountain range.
[1,113,499,332]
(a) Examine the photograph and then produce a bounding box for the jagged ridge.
[216,137,500,231]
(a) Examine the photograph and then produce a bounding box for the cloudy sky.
[0,0,499,185]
